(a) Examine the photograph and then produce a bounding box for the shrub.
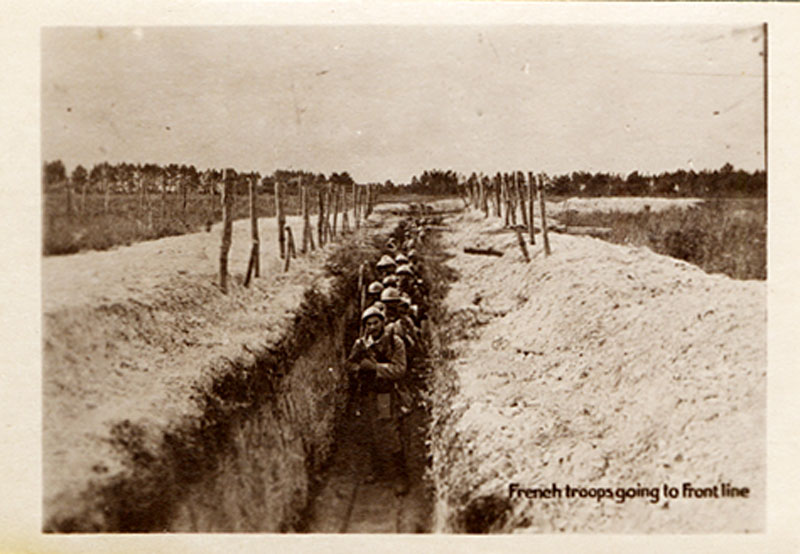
[564,199,766,280]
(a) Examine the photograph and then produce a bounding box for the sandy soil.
[550,196,704,215]
[42,212,354,521]
[432,209,765,532]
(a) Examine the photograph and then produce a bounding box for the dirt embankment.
[428,210,766,533]
[43,212,374,531]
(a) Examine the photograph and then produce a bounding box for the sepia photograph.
[0,1,796,551]
[37,21,772,536]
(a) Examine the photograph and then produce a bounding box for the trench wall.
[45,237,376,532]
[167,309,353,531]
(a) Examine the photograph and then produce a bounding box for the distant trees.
[391,165,765,198]
[43,159,766,203]
[42,160,66,190]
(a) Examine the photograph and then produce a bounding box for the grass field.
[561,197,766,280]
[43,191,306,255]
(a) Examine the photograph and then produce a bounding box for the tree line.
[375,164,766,198]
[42,159,356,197]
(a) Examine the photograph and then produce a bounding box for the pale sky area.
[42,25,765,183]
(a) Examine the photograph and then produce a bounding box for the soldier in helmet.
[394,293,421,354]
[376,255,397,280]
[380,286,402,325]
[382,274,399,289]
[395,264,415,295]
[346,306,409,495]
[365,281,384,308]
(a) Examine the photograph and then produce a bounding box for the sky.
[41,25,765,183]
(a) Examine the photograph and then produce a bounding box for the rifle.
[346,336,377,417]
[357,262,366,336]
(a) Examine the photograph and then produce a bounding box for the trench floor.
[303,397,432,533]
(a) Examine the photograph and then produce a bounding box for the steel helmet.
[382,275,399,287]
[380,287,402,303]
[376,255,397,269]
[396,264,413,276]
[367,281,384,295]
[361,305,385,322]
[395,253,409,265]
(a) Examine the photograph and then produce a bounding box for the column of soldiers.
[345,222,430,497]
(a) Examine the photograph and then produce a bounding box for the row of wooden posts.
[463,172,552,258]
[218,169,376,293]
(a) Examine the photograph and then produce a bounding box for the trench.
[47,210,454,533]
[299,219,455,534]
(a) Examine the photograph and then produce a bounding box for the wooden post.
[219,170,234,293]
[503,174,511,227]
[515,228,530,263]
[276,180,286,259]
[317,187,325,247]
[517,172,528,230]
[207,174,215,229]
[357,263,365,335]
[358,186,364,222]
[538,173,551,256]
[494,177,502,218]
[509,173,517,227]
[325,185,333,241]
[308,221,316,251]
[244,175,260,287]
[353,184,359,230]
[284,225,296,272]
[477,176,483,215]
[252,177,259,277]
[332,184,340,238]
[301,177,310,254]
[464,246,503,257]
[341,185,350,232]
[527,171,535,245]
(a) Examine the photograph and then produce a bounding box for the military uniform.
[346,324,408,477]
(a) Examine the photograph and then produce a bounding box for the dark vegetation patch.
[458,494,513,534]
[561,198,766,280]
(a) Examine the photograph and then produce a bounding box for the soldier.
[380,286,402,324]
[395,264,415,295]
[382,274,399,289]
[376,255,397,280]
[395,253,409,266]
[365,281,384,307]
[395,294,420,351]
[346,306,409,495]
